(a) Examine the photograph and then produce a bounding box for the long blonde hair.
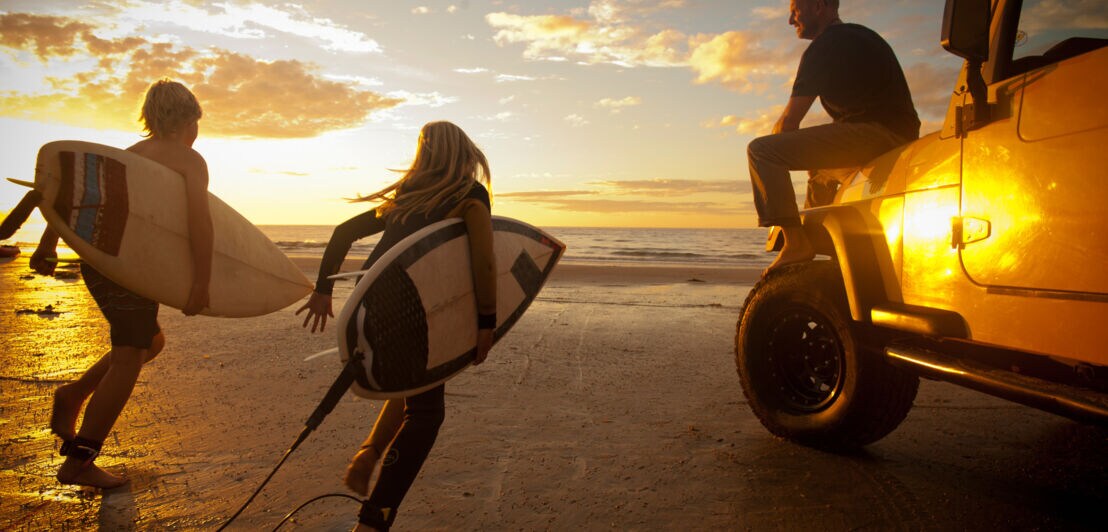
[356,121,491,223]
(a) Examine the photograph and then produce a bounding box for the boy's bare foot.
[56,458,128,489]
[344,447,380,496]
[50,385,82,440]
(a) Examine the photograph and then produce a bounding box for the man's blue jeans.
[747,122,909,227]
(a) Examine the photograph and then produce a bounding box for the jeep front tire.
[735,261,919,449]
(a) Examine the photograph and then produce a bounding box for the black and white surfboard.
[335,216,565,398]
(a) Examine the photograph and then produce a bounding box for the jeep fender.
[768,205,902,322]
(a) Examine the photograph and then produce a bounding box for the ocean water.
[259,225,776,268]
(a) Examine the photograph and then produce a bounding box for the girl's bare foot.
[344,447,380,496]
[50,385,82,440]
[56,457,128,489]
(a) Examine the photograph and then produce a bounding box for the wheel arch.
[769,205,902,322]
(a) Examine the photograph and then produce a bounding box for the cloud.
[499,175,750,215]
[703,105,830,137]
[325,74,384,87]
[498,190,598,199]
[595,96,642,113]
[249,168,310,177]
[477,111,514,122]
[702,106,781,136]
[486,12,591,61]
[0,13,92,60]
[485,7,685,67]
[564,114,589,127]
[1021,0,1108,31]
[410,5,462,16]
[687,30,797,92]
[502,195,744,215]
[0,13,401,138]
[385,90,458,108]
[752,6,789,20]
[120,1,383,53]
[486,2,797,91]
[592,178,747,195]
[495,73,536,82]
[587,0,688,24]
[488,1,963,104]
[453,68,560,83]
[903,61,959,121]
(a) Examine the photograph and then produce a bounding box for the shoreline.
[286,255,764,286]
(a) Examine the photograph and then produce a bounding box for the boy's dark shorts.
[80,264,161,349]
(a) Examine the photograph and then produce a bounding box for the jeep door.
[958,0,1108,297]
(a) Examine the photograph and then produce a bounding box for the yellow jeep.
[736,0,1108,449]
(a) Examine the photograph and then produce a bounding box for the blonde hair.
[140,79,202,138]
[357,121,491,223]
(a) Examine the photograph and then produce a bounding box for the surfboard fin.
[327,269,369,280]
[303,347,339,362]
[6,177,35,188]
[1,189,43,240]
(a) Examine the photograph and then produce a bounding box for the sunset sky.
[0,0,966,238]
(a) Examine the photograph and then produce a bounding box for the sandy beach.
[1,253,1104,531]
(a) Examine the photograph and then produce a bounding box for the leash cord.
[215,353,362,530]
[271,493,363,531]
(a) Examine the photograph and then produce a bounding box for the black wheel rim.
[764,306,845,413]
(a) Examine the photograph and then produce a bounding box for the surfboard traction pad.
[344,219,563,394]
[54,151,129,257]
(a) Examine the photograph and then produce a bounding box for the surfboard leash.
[216,352,364,531]
[269,492,363,531]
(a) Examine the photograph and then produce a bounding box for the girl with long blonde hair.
[297,121,495,531]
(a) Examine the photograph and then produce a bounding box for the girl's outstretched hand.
[297,291,334,333]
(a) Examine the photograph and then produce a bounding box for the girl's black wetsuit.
[314,183,490,526]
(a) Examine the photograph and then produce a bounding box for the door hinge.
[952,216,991,248]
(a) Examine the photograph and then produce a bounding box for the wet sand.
[1,254,1105,530]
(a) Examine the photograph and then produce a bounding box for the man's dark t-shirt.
[792,23,920,141]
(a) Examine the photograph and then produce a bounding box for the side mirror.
[941,0,990,62]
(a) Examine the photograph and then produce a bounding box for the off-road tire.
[736,261,919,450]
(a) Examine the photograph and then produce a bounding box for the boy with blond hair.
[32,79,213,488]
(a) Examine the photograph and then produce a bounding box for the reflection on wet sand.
[2,259,105,382]
[1,255,114,527]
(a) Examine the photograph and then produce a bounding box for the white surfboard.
[31,140,312,317]
[336,216,565,399]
